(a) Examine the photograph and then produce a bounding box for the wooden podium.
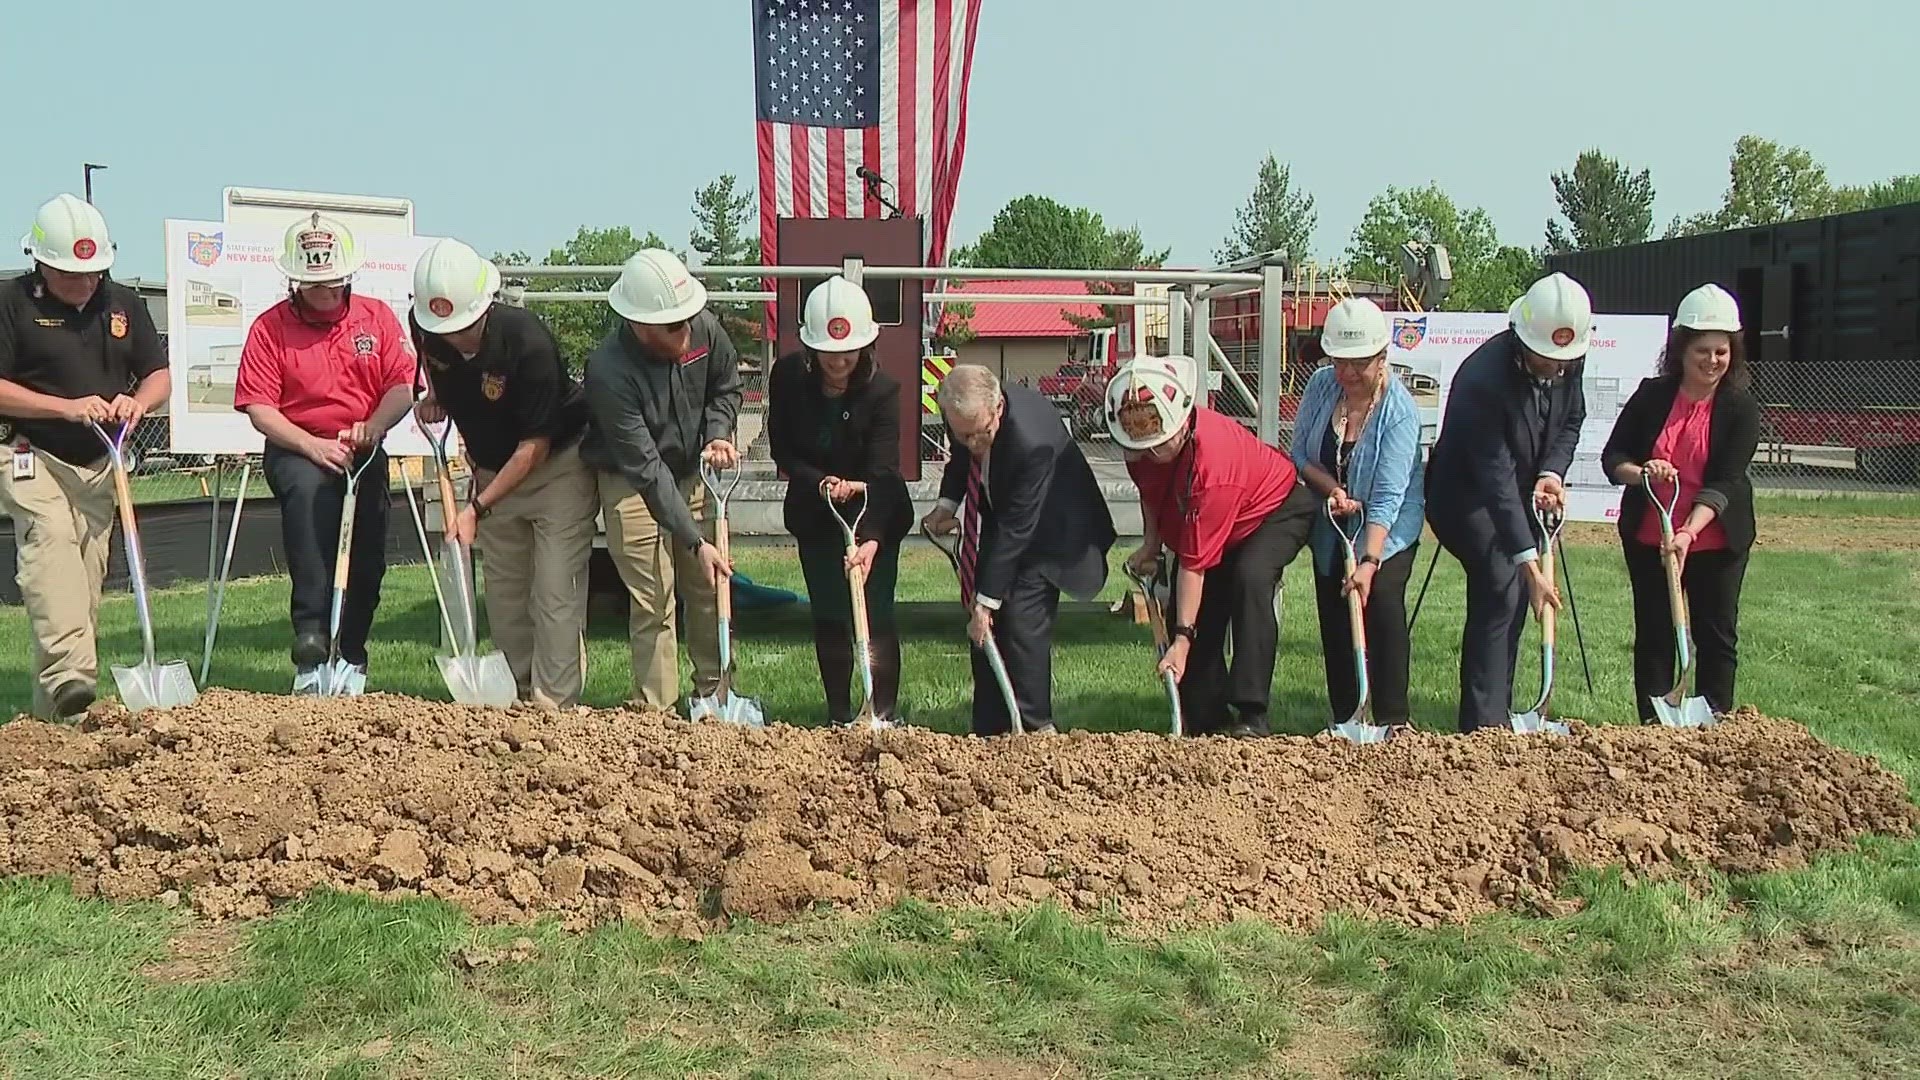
[774,216,927,482]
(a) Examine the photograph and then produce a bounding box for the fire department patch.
[1551,327,1576,347]
[428,297,454,319]
[481,373,506,401]
[1392,317,1426,351]
[353,332,376,358]
[186,231,223,267]
[72,238,97,261]
[827,316,850,340]
[109,311,128,339]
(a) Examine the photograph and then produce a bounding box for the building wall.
[952,337,1072,387]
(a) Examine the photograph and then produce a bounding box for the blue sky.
[4,0,1913,279]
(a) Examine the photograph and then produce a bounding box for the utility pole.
[83,163,108,203]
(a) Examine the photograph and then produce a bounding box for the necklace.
[1332,377,1385,482]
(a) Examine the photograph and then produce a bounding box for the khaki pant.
[473,444,599,709]
[0,443,116,719]
[598,471,722,709]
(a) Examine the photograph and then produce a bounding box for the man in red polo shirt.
[1107,355,1316,736]
[233,213,416,689]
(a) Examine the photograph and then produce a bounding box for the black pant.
[263,444,390,666]
[1429,507,1532,733]
[797,536,902,724]
[1314,543,1417,726]
[1623,542,1747,722]
[971,569,1060,735]
[1173,481,1316,735]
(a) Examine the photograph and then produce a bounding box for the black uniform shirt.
[410,303,588,473]
[0,273,166,465]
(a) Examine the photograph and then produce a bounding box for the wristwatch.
[1171,623,1196,642]
[472,499,492,520]
[1359,553,1380,567]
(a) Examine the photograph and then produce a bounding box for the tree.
[1214,154,1317,264]
[1665,135,1843,237]
[1834,174,1920,213]
[1345,183,1530,310]
[951,194,1169,332]
[688,174,763,358]
[952,195,1170,270]
[1544,150,1655,254]
[504,225,677,370]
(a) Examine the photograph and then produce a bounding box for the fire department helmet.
[608,248,708,325]
[1508,272,1593,362]
[22,193,115,273]
[277,212,362,283]
[800,275,880,351]
[412,238,501,334]
[1674,282,1742,332]
[1320,298,1391,360]
[1105,356,1197,451]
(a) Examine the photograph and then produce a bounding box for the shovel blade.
[111,661,199,713]
[1329,719,1393,745]
[1507,711,1570,736]
[689,693,767,729]
[1650,695,1717,729]
[295,660,365,698]
[436,651,519,708]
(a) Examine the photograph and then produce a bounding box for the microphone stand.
[863,175,902,220]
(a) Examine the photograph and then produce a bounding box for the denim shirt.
[1290,365,1426,576]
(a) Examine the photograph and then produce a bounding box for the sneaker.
[291,631,328,669]
[50,681,94,719]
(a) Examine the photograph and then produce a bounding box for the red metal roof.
[944,278,1109,339]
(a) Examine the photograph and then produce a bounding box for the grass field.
[2,493,1918,1078]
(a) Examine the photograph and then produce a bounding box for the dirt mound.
[2,693,1914,931]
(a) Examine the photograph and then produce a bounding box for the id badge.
[11,444,33,481]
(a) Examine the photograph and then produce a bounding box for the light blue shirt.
[1291,366,1426,577]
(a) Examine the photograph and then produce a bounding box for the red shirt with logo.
[233,295,415,439]
[1127,406,1299,571]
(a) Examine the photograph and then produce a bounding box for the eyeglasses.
[1330,355,1379,370]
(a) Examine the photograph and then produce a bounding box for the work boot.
[50,680,94,719]
[291,629,328,669]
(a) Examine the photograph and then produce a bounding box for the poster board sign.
[163,219,449,457]
[1386,311,1669,523]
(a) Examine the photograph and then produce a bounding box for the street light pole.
[83,163,108,203]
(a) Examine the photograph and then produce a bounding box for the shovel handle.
[713,508,732,623]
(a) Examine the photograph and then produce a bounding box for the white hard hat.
[1104,356,1197,451]
[277,212,362,283]
[412,238,501,334]
[1674,282,1742,332]
[1507,272,1594,362]
[609,248,708,325]
[1321,298,1391,359]
[800,275,880,351]
[22,193,115,273]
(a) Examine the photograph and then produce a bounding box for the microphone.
[856,166,881,182]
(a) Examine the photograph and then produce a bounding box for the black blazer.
[1601,374,1761,553]
[937,381,1115,604]
[1425,330,1587,560]
[766,350,912,545]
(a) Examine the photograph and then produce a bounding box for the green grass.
[3,524,1919,1078]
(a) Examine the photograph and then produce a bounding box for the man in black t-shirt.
[409,238,597,709]
[0,194,172,718]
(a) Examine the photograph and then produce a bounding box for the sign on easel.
[162,219,453,458]
[1386,311,1670,524]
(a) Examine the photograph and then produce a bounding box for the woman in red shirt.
[233,213,418,689]
[1106,356,1316,737]
[1601,283,1762,722]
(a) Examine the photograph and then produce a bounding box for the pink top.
[1636,390,1727,551]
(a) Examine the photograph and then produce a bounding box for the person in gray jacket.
[580,249,741,710]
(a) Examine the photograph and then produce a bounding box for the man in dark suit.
[922,364,1115,735]
[1425,272,1591,733]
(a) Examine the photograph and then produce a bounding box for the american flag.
[753,0,983,270]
